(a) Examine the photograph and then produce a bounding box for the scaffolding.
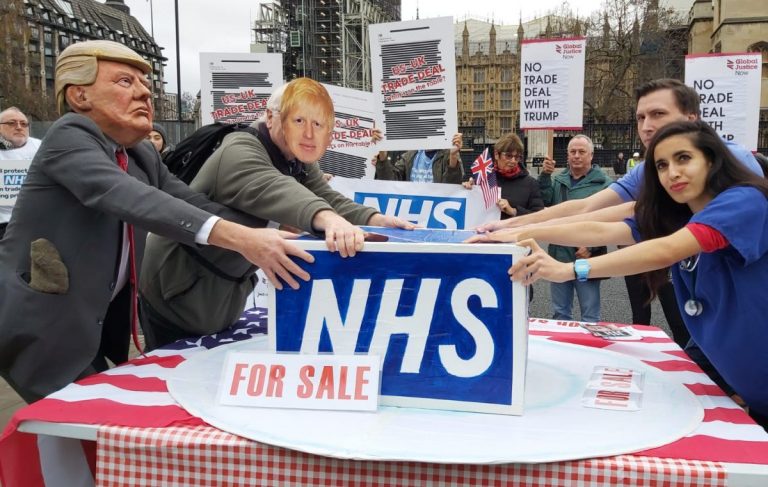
[253,0,400,90]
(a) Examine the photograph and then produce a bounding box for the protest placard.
[319,84,383,179]
[0,159,31,207]
[369,17,458,151]
[520,37,586,130]
[329,177,500,229]
[685,52,761,151]
[199,52,283,126]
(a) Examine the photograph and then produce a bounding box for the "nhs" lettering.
[354,192,465,229]
[3,174,25,186]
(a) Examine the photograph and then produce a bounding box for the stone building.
[0,0,167,119]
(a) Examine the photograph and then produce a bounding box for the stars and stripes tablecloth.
[1,310,767,487]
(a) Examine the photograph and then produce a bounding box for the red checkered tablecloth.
[96,425,727,487]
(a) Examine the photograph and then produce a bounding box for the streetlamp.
[174,0,182,122]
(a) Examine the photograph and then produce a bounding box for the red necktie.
[116,149,143,355]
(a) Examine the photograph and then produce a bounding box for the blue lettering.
[3,174,25,186]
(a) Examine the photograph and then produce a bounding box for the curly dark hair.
[635,120,768,298]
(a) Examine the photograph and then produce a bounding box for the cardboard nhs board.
[268,227,529,415]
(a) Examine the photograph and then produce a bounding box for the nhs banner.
[329,177,500,229]
[269,229,529,415]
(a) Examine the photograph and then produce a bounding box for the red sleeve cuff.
[686,223,729,252]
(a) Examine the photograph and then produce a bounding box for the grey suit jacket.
[0,113,230,401]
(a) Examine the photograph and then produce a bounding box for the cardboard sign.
[0,159,31,207]
[199,52,283,125]
[219,351,380,411]
[369,17,458,151]
[685,52,762,151]
[269,229,529,415]
[520,37,586,130]
[328,177,500,229]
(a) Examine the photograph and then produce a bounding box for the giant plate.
[167,336,702,463]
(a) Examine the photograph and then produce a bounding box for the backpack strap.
[180,244,256,283]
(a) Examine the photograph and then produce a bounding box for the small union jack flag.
[471,147,500,210]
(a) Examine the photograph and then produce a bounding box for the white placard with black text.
[685,52,762,151]
[320,84,383,179]
[369,17,458,152]
[199,52,283,126]
[520,38,585,130]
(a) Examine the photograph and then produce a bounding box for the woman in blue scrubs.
[476,120,768,429]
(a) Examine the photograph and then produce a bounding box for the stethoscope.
[680,254,703,316]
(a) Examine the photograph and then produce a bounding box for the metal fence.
[459,119,768,172]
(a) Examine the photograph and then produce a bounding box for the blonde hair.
[278,78,334,129]
[55,40,151,114]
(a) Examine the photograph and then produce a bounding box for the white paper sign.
[328,176,500,229]
[199,52,283,126]
[219,351,380,411]
[582,366,644,411]
[685,52,762,151]
[520,38,586,130]
[0,159,31,207]
[369,17,458,151]
[319,83,383,179]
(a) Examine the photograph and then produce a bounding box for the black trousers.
[139,296,195,352]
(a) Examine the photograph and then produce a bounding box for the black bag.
[164,122,257,184]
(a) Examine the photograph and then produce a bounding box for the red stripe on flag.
[0,430,45,487]
[125,354,186,368]
[641,359,707,373]
[640,436,768,463]
[685,383,729,397]
[704,407,761,425]
[4,399,202,431]
[76,374,170,392]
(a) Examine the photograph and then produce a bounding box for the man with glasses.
[0,107,42,239]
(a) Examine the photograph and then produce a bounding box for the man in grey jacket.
[0,41,313,403]
[140,78,412,348]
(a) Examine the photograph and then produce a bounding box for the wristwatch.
[573,259,591,282]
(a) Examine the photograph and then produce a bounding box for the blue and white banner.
[269,231,529,414]
[329,177,500,229]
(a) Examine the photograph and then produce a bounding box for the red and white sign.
[218,352,380,411]
[520,37,586,130]
[685,52,762,151]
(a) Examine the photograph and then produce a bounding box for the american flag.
[470,147,500,210]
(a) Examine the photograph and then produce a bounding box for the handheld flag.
[470,148,500,210]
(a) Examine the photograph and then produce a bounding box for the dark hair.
[635,78,700,117]
[635,120,768,297]
[494,132,524,155]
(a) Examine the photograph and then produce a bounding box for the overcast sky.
[123,0,606,95]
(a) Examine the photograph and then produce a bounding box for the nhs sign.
[355,192,465,229]
[269,229,529,415]
[328,177,501,229]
